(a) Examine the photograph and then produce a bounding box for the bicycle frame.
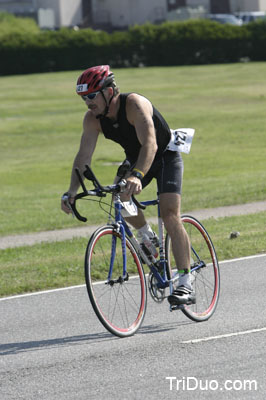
[73,165,220,336]
[109,197,176,292]
[109,197,208,294]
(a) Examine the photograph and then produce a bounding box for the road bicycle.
[70,164,220,338]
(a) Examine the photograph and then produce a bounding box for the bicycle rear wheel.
[85,225,147,337]
[165,215,220,321]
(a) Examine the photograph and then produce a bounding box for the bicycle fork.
[106,223,129,286]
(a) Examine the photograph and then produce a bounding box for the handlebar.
[70,165,146,222]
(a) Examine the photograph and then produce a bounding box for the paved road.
[1,254,266,400]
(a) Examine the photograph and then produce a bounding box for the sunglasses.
[81,91,100,101]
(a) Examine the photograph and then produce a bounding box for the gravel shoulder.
[1,201,266,250]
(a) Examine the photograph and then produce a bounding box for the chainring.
[148,272,166,303]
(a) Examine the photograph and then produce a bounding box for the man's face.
[82,90,107,116]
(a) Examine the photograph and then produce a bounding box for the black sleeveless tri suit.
[100,93,183,194]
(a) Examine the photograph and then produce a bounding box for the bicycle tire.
[85,225,147,337]
[165,215,220,322]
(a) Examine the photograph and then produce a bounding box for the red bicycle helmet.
[76,65,114,96]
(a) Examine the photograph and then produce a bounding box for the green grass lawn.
[1,212,265,297]
[0,63,266,297]
[1,63,266,235]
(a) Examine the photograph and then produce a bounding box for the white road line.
[181,327,266,344]
[0,253,265,302]
[219,253,266,264]
[0,284,86,302]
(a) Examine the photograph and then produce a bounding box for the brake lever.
[70,198,87,222]
[69,192,90,222]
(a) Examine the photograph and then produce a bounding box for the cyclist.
[61,65,195,306]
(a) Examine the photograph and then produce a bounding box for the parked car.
[206,14,242,26]
[235,11,266,24]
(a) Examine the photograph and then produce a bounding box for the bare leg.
[161,193,196,305]
[159,193,190,270]
[124,208,146,229]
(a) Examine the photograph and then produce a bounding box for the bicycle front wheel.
[85,225,147,337]
[166,215,220,322]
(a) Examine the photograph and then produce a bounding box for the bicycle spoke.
[85,226,147,337]
[166,216,220,321]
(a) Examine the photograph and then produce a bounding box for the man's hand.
[125,176,142,197]
[61,192,75,215]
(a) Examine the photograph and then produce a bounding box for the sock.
[137,223,154,239]
[178,269,192,290]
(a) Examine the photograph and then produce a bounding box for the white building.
[1,0,266,29]
[0,0,82,28]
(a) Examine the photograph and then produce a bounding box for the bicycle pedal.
[170,304,184,312]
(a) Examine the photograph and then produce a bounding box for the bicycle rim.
[166,216,220,321]
[85,226,147,337]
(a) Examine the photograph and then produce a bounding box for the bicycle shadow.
[0,331,115,356]
[1,320,193,357]
[139,320,193,335]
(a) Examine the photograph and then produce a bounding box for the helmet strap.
[96,89,115,119]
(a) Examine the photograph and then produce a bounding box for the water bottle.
[140,233,158,261]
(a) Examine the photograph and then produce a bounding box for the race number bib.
[166,128,195,154]
[120,199,138,218]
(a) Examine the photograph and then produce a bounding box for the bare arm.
[125,94,158,196]
[61,111,100,213]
